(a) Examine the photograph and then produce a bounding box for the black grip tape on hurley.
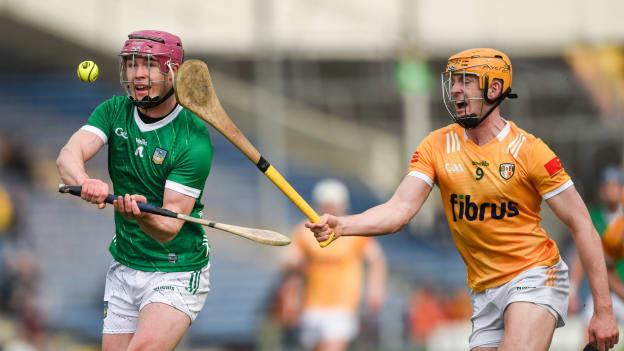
[59,185,179,219]
[256,156,270,173]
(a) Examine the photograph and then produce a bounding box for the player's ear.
[488,79,503,100]
[167,62,179,83]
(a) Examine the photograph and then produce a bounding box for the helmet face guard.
[119,30,183,109]
[120,54,173,109]
[441,48,517,129]
[441,68,489,129]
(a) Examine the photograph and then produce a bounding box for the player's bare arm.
[546,186,619,349]
[56,129,109,208]
[306,175,431,242]
[114,188,196,243]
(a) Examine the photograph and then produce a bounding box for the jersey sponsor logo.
[544,157,563,177]
[115,127,129,139]
[168,252,178,263]
[445,162,465,173]
[515,286,536,291]
[472,160,489,167]
[450,193,519,222]
[154,285,176,292]
[499,163,515,180]
[136,138,147,146]
[152,147,168,165]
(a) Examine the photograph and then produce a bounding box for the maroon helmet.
[120,30,183,73]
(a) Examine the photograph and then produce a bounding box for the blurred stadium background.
[0,0,623,350]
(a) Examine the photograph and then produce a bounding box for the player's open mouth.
[455,101,468,111]
[134,84,150,91]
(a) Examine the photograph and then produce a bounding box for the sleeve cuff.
[542,179,574,200]
[165,180,202,198]
[408,171,434,187]
[81,125,108,144]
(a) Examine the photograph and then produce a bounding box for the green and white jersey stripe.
[83,96,213,272]
[186,269,202,295]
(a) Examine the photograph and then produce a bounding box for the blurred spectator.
[0,183,14,312]
[405,284,472,349]
[0,136,45,350]
[0,183,14,233]
[406,285,447,349]
[0,134,35,185]
[280,179,387,351]
[569,166,624,319]
[442,288,472,321]
[591,166,624,233]
[0,134,34,244]
[269,270,303,351]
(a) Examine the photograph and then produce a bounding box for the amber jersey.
[292,223,371,312]
[409,121,572,292]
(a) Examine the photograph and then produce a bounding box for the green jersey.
[84,96,213,272]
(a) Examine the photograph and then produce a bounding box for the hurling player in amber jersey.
[283,179,386,351]
[307,48,619,351]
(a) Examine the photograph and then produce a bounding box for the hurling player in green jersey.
[57,30,213,351]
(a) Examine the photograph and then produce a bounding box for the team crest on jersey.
[152,148,168,165]
[499,163,515,180]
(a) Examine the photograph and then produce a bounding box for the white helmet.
[312,179,349,207]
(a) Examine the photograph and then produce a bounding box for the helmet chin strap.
[129,61,177,110]
[456,88,517,129]
[455,102,499,129]
[129,87,175,109]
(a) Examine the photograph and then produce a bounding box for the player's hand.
[80,178,109,209]
[114,194,147,220]
[305,214,340,243]
[587,308,619,350]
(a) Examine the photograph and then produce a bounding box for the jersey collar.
[462,119,510,142]
[496,120,511,141]
[133,104,183,132]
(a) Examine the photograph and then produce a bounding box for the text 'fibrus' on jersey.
[450,194,519,222]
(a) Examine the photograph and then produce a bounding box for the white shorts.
[299,309,358,349]
[582,292,624,325]
[102,260,210,334]
[469,259,569,349]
